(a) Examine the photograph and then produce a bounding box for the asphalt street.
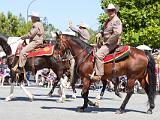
[0,86,159,120]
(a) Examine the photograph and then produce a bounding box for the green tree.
[0,11,58,39]
[99,0,160,48]
[88,28,97,44]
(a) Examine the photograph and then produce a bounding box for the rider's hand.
[68,20,73,27]
[20,35,26,40]
[96,33,102,39]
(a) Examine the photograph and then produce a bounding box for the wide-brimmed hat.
[104,3,119,12]
[28,12,40,18]
[78,22,88,28]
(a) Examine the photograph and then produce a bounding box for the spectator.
[1,65,10,86]
[46,69,57,88]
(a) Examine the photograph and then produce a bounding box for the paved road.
[0,86,159,120]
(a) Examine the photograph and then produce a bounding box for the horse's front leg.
[96,80,107,100]
[78,77,92,112]
[5,71,16,101]
[113,77,122,98]
[48,79,59,96]
[116,79,135,114]
[5,83,15,101]
[20,84,34,101]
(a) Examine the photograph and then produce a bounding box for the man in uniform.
[12,12,44,72]
[68,21,90,43]
[90,3,122,81]
[68,21,91,86]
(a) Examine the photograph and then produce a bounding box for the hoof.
[48,93,52,97]
[5,97,12,102]
[115,93,122,98]
[29,95,34,102]
[56,99,64,103]
[115,109,124,114]
[72,94,76,99]
[96,95,102,100]
[77,107,85,112]
[146,110,152,114]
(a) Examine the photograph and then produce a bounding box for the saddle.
[92,45,130,63]
[15,42,54,58]
[103,45,130,63]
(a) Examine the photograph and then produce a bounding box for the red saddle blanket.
[15,43,54,58]
[103,45,130,63]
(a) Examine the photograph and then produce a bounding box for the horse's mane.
[0,34,12,55]
[62,34,93,54]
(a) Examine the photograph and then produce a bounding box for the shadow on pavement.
[41,106,146,114]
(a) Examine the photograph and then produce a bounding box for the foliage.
[43,23,58,40]
[88,28,97,44]
[0,11,58,40]
[99,0,160,48]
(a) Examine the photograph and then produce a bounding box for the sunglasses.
[107,9,115,12]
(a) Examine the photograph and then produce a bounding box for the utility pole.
[26,0,38,33]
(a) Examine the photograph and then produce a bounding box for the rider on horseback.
[68,21,90,43]
[12,12,44,72]
[90,3,122,81]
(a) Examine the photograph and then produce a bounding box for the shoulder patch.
[115,20,120,26]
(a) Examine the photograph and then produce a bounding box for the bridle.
[57,35,88,60]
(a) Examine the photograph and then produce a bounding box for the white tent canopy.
[136,45,152,51]
[7,37,30,54]
[0,51,6,57]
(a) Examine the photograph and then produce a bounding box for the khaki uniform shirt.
[22,22,44,44]
[102,15,122,47]
[157,54,160,69]
[69,25,90,43]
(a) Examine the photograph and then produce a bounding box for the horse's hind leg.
[57,84,66,103]
[140,78,155,114]
[116,79,135,114]
[5,83,15,101]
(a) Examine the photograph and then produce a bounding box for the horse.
[54,33,156,114]
[0,35,76,101]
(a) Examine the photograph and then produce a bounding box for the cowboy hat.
[78,22,88,28]
[28,12,40,18]
[104,3,119,12]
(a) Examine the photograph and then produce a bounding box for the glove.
[20,35,27,40]
[96,33,102,39]
[68,20,73,28]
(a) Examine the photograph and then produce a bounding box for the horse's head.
[56,32,69,50]
[54,32,70,57]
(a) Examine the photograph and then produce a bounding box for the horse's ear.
[55,32,59,38]
[52,31,62,41]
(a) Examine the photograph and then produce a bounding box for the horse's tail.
[146,52,156,102]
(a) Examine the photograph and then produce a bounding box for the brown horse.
[0,34,75,101]
[55,33,156,114]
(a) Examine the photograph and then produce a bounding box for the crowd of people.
[0,57,10,86]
